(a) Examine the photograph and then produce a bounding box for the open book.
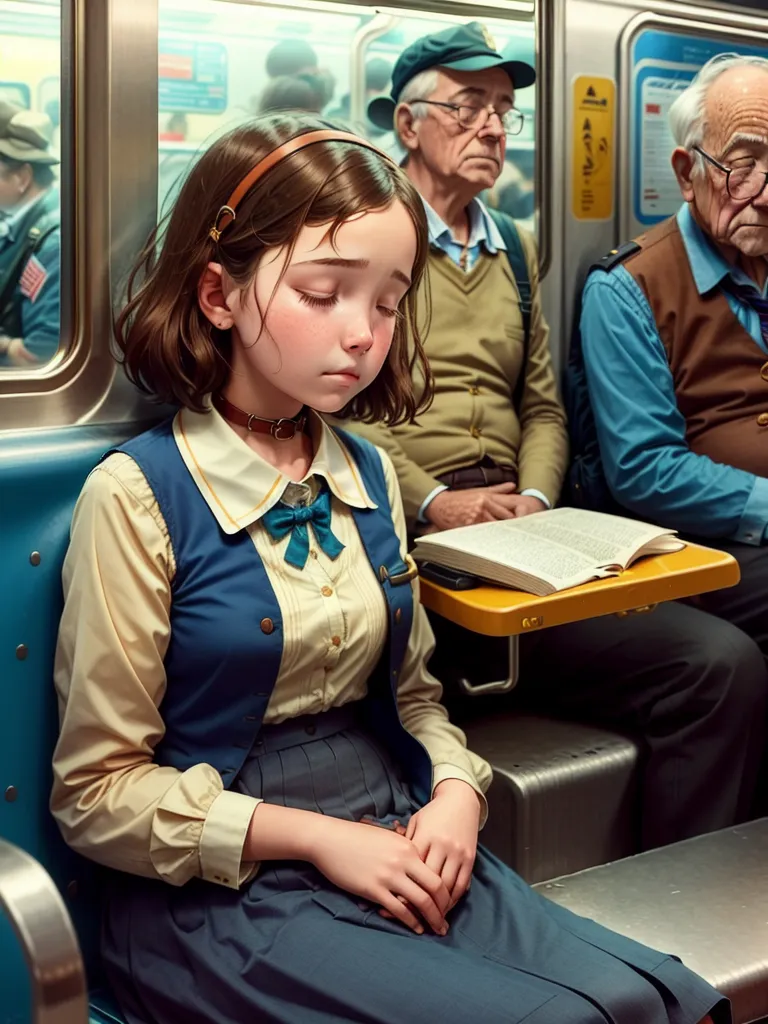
[413,507,685,596]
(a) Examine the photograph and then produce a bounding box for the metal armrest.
[0,838,88,1024]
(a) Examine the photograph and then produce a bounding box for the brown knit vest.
[624,215,768,476]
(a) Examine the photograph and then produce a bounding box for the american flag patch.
[20,255,48,303]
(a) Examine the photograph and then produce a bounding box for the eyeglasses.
[693,145,768,201]
[412,99,524,136]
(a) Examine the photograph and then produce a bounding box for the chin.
[309,394,356,415]
[732,234,768,257]
[462,169,499,190]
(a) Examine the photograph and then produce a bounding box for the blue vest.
[112,419,433,804]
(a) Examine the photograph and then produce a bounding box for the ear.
[18,163,33,194]
[672,147,696,202]
[198,262,234,330]
[395,103,420,153]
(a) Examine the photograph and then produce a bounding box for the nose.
[751,181,768,209]
[478,109,506,141]
[342,317,374,354]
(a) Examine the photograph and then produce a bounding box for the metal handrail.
[349,13,399,127]
[0,838,88,1024]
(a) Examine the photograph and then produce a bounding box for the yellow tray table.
[418,542,740,695]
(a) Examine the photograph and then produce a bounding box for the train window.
[0,0,62,373]
[157,0,537,237]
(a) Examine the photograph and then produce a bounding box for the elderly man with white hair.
[576,55,768,707]
[342,29,767,855]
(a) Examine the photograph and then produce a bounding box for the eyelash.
[297,292,401,318]
[298,292,336,309]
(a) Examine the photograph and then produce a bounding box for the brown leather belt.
[436,460,518,491]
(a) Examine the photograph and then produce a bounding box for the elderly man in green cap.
[340,21,768,853]
[0,104,60,367]
[364,21,558,530]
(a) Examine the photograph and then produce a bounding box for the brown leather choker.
[212,393,308,441]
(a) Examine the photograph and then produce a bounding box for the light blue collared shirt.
[422,196,505,271]
[418,196,550,523]
[580,202,768,545]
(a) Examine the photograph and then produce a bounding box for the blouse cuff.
[431,764,489,829]
[199,790,262,889]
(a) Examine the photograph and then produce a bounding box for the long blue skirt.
[103,702,729,1024]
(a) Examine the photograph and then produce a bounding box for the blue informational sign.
[159,37,228,115]
[631,28,768,225]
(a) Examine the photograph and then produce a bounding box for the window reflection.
[157,1,536,235]
[0,0,61,371]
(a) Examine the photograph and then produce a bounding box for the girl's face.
[201,200,417,415]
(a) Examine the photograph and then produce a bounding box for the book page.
[506,508,680,568]
[415,520,612,591]
[414,507,682,593]
[470,530,609,585]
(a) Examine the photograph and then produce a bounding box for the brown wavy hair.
[114,114,433,424]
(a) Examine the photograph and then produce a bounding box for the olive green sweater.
[339,230,568,530]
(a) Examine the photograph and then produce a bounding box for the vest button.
[469,385,480,396]
[260,617,274,634]
[761,362,768,382]
[331,635,341,647]
[321,585,333,597]
[470,425,482,438]
[758,413,768,427]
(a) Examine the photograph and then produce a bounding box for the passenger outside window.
[0,103,60,367]
[0,0,61,371]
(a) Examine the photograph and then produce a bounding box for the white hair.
[394,68,439,143]
[668,53,768,175]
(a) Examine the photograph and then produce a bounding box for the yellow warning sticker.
[572,75,615,220]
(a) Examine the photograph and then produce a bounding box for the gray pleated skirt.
[103,701,729,1024]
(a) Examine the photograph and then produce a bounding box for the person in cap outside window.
[337,21,767,855]
[0,103,60,367]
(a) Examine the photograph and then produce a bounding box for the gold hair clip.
[209,204,237,243]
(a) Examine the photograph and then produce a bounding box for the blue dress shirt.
[580,202,768,545]
[418,197,550,522]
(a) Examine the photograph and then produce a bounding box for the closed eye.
[297,292,337,309]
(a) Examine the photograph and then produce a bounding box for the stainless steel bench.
[534,819,768,1024]
[467,712,641,883]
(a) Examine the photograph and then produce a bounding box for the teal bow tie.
[261,483,345,569]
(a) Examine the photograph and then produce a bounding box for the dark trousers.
[428,538,768,852]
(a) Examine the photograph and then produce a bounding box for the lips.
[324,369,360,380]
[466,153,500,166]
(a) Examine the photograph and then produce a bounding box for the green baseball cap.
[0,107,58,166]
[368,21,535,131]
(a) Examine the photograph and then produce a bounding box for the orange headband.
[208,128,396,242]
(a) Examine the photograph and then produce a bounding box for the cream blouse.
[51,405,492,891]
